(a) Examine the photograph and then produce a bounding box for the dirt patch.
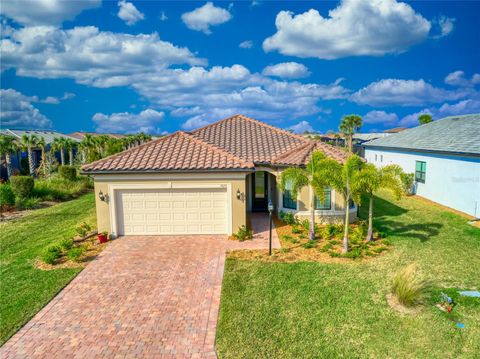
[386,293,422,315]
[0,201,58,222]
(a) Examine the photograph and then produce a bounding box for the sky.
[1,0,479,135]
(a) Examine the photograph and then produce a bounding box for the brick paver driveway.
[1,214,280,359]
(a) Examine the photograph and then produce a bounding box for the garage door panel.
[117,188,228,235]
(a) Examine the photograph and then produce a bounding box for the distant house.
[383,127,407,134]
[363,114,480,218]
[352,133,392,157]
[0,129,79,179]
[69,132,126,140]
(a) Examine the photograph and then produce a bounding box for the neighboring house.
[383,127,407,134]
[353,133,392,157]
[364,114,480,218]
[69,132,126,140]
[82,115,355,237]
[0,129,79,179]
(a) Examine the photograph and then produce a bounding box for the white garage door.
[116,188,228,235]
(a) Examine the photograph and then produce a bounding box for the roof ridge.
[271,140,314,164]
[179,131,254,168]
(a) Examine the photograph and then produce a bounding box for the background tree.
[418,114,433,125]
[20,135,39,176]
[339,115,362,152]
[279,151,328,240]
[51,137,67,165]
[65,139,77,166]
[0,135,18,179]
[36,137,50,177]
[352,164,403,241]
[313,155,364,252]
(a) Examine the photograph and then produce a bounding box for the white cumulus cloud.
[181,2,232,34]
[0,0,101,26]
[363,110,399,125]
[444,71,480,87]
[433,15,455,39]
[92,109,165,134]
[239,40,253,49]
[263,0,431,60]
[289,120,313,133]
[262,62,310,79]
[117,0,145,26]
[0,88,52,128]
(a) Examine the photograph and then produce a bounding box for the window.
[314,188,331,210]
[282,180,297,209]
[380,155,383,162]
[415,161,426,183]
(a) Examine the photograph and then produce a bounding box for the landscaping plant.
[41,245,62,265]
[19,134,38,176]
[10,176,34,199]
[400,172,415,195]
[67,246,86,262]
[391,264,431,307]
[0,184,15,210]
[232,225,253,241]
[58,165,77,181]
[59,238,74,251]
[0,135,17,179]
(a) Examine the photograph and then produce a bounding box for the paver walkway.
[1,213,279,359]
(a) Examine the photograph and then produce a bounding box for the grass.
[217,190,480,358]
[33,175,93,201]
[0,193,96,345]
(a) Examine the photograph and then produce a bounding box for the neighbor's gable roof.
[192,115,308,163]
[0,129,79,144]
[82,131,254,173]
[82,114,349,173]
[364,114,480,156]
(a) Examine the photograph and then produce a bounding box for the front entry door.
[252,171,268,211]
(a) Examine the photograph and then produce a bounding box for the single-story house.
[364,114,480,218]
[82,115,355,237]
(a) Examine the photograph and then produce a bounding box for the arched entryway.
[246,170,277,212]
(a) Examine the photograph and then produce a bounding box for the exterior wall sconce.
[98,190,109,203]
[236,189,245,201]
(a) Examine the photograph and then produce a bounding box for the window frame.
[415,160,426,183]
[282,180,297,210]
[314,188,332,210]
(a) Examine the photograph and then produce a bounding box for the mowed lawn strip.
[0,193,96,344]
[217,190,480,358]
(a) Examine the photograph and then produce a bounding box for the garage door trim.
[108,183,232,237]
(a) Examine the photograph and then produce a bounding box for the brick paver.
[1,214,279,359]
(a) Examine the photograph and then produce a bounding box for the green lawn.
[217,191,480,358]
[0,193,96,344]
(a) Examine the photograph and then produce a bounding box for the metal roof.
[364,114,480,156]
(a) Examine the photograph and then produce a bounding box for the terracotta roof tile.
[191,114,308,163]
[272,140,349,165]
[82,131,254,172]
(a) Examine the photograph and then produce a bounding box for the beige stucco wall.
[91,172,248,236]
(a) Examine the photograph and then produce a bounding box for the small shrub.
[59,238,74,251]
[67,246,86,262]
[10,176,34,199]
[300,219,310,231]
[33,175,92,201]
[328,251,341,257]
[15,196,40,210]
[58,165,77,181]
[302,240,316,249]
[400,173,415,195]
[391,264,431,307]
[342,248,362,259]
[281,234,293,242]
[280,248,290,254]
[291,225,302,234]
[373,245,387,253]
[76,222,92,239]
[0,184,15,208]
[232,225,253,241]
[42,245,61,264]
[281,212,297,225]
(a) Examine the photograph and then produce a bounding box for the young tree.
[418,114,432,125]
[51,137,67,165]
[36,137,50,177]
[20,134,39,176]
[313,155,364,252]
[352,164,403,241]
[279,151,328,241]
[65,139,77,166]
[0,135,18,179]
[339,115,362,152]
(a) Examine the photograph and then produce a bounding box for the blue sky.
[1,0,479,135]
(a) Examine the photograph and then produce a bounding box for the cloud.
[0,88,52,128]
[117,0,144,26]
[0,0,101,26]
[263,0,431,60]
[444,71,480,87]
[351,78,470,106]
[159,11,168,21]
[239,40,253,49]
[363,110,399,125]
[181,2,232,34]
[433,15,455,39]
[92,109,165,134]
[1,26,206,87]
[289,120,313,133]
[262,62,310,79]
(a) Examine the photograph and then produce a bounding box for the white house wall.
[365,148,480,218]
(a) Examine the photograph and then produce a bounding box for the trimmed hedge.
[58,166,77,181]
[0,184,15,208]
[10,176,34,199]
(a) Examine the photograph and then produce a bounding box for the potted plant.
[98,231,108,243]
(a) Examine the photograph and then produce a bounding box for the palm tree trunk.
[27,147,34,176]
[309,187,315,240]
[366,196,374,242]
[60,149,65,165]
[342,198,350,253]
[69,149,73,166]
[46,152,50,177]
[6,153,12,179]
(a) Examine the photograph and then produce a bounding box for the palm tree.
[418,114,433,125]
[339,115,362,152]
[20,134,39,176]
[51,137,67,165]
[80,134,97,163]
[36,137,50,177]
[279,151,328,241]
[352,164,403,241]
[313,154,364,252]
[65,139,77,166]
[0,135,18,179]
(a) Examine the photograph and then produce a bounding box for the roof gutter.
[363,145,480,158]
